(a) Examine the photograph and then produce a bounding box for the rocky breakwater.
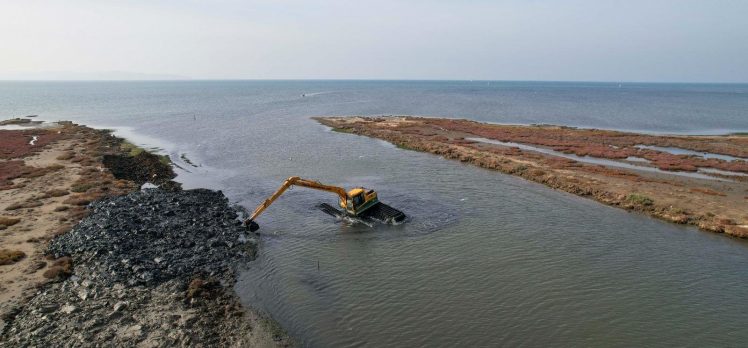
[2,188,290,346]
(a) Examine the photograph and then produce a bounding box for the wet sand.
[315,116,748,238]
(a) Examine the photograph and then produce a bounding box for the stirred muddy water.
[2,80,748,347]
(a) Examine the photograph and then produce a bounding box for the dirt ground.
[0,122,137,329]
[316,116,748,238]
[1,119,291,346]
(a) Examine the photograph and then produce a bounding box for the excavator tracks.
[317,202,406,224]
[317,203,344,218]
[359,202,407,223]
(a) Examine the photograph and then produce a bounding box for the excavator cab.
[342,188,379,215]
[351,192,364,207]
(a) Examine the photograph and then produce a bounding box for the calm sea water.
[2,80,748,347]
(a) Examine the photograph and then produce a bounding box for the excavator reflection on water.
[244,176,406,232]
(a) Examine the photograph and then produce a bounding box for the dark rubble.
[0,188,288,347]
[48,188,255,286]
[102,152,181,190]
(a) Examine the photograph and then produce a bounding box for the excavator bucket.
[246,220,260,232]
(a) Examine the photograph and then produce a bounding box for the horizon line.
[1,78,747,84]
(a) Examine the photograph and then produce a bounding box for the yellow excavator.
[244,176,406,232]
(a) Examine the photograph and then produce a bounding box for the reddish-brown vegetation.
[45,189,69,197]
[0,130,63,159]
[55,152,74,160]
[5,200,44,211]
[417,118,748,175]
[690,187,727,196]
[0,161,31,188]
[316,116,748,239]
[0,161,67,189]
[42,256,72,279]
[62,195,93,206]
[186,277,221,301]
[0,216,21,227]
[0,249,26,265]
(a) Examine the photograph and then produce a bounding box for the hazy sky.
[1,0,747,82]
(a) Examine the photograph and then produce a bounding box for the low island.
[315,116,748,238]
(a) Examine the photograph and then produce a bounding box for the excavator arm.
[244,176,349,231]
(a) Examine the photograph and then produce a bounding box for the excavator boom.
[245,176,347,231]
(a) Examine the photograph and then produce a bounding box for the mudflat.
[315,116,748,238]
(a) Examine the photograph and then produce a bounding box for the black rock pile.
[1,188,279,347]
[48,188,255,286]
[102,152,179,189]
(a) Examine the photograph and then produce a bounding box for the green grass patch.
[157,154,171,166]
[120,141,145,157]
[627,193,654,206]
[670,207,688,215]
[331,127,355,134]
[395,142,420,151]
[121,141,172,165]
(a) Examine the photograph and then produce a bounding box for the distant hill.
[0,71,190,81]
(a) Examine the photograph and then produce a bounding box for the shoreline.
[0,118,292,346]
[315,116,748,238]
[361,114,748,137]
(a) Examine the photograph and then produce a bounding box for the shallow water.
[698,167,748,177]
[635,144,748,162]
[2,80,748,347]
[467,137,728,181]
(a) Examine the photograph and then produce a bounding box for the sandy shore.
[316,116,748,238]
[0,118,292,346]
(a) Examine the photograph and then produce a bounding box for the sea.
[2,80,748,347]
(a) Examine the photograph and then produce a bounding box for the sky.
[1,0,747,82]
